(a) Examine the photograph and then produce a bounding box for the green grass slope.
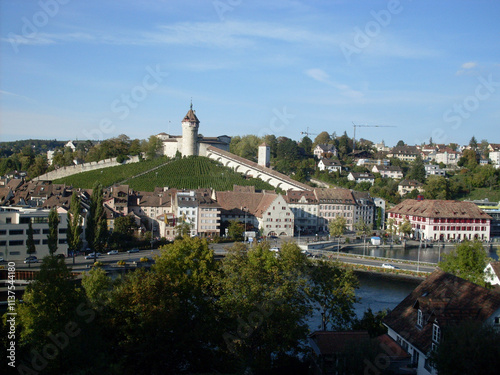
[127,156,275,191]
[53,157,170,189]
[54,156,275,192]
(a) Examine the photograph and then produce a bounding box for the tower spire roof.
[183,101,199,124]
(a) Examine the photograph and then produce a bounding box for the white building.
[318,158,342,173]
[435,148,460,166]
[489,151,500,169]
[158,103,231,158]
[0,207,68,261]
[387,199,492,241]
[313,144,337,159]
[425,164,445,177]
[484,261,500,287]
[216,186,294,237]
[372,165,403,179]
[285,190,319,235]
[347,172,375,185]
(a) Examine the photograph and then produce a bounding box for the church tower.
[182,102,199,156]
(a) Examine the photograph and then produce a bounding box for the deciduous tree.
[439,240,491,287]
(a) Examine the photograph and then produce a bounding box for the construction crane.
[352,122,396,155]
[300,127,318,138]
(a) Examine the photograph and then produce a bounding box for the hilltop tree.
[469,136,478,150]
[26,221,36,268]
[313,131,331,148]
[47,208,60,255]
[396,140,405,147]
[299,136,313,156]
[407,154,426,182]
[144,135,163,160]
[458,149,479,169]
[424,176,451,199]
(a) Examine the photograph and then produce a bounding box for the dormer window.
[417,309,423,328]
[432,323,441,343]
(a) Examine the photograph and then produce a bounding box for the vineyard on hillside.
[53,156,276,192]
[127,156,275,191]
[53,157,170,188]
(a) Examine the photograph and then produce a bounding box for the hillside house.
[383,270,500,375]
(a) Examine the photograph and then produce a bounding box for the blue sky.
[1,0,499,147]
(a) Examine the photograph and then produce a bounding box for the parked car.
[107,250,119,255]
[127,248,140,253]
[24,256,38,264]
[85,253,101,259]
[0,257,5,262]
[382,263,399,269]
[270,247,280,252]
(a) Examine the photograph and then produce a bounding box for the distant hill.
[53,156,276,191]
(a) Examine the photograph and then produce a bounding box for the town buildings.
[372,165,403,179]
[0,206,68,261]
[383,270,500,375]
[387,199,492,241]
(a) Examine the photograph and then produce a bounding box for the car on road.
[0,257,4,262]
[24,256,38,264]
[127,248,140,253]
[107,250,119,255]
[85,253,101,259]
[382,263,399,269]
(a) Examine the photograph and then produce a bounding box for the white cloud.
[456,61,478,75]
[461,62,477,69]
[305,68,364,99]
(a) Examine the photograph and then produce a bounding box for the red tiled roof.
[383,270,500,354]
[387,199,492,220]
[309,331,370,355]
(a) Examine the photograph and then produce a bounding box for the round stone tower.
[182,102,200,156]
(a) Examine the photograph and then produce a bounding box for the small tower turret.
[182,101,199,156]
[258,143,270,167]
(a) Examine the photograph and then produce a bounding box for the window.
[417,309,423,328]
[9,229,24,235]
[432,324,441,343]
[0,230,6,235]
[412,350,419,366]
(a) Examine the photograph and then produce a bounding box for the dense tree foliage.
[438,240,492,287]
[430,320,500,375]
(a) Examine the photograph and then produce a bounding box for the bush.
[93,261,103,267]
[139,257,150,263]
[117,260,126,266]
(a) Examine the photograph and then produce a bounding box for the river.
[307,271,421,332]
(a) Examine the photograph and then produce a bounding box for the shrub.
[139,257,150,263]
[93,261,103,267]
[117,260,126,266]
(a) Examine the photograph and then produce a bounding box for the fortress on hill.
[156,103,231,157]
